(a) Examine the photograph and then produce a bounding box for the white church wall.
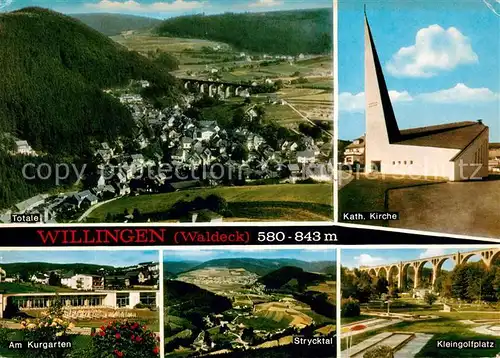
[366,142,458,180]
[452,129,489,180]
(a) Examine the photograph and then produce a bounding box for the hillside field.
[87,184,333,222]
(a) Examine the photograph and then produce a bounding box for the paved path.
[394,333,433,358]
[77,197,119,222]
[343,332,416,358]
[341,332,392,357]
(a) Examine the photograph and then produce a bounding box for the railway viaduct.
[179,78,254,98]
[359,248,500,290]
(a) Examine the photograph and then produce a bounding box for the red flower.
[99,331,105,337]
[114,350,124,357]
[136,336,143,342]
[115,333,121,339]
[131,334,135,341]
[153,346,159,355]
[100,326,105,331]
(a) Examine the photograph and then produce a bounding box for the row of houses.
[28,262,159,291]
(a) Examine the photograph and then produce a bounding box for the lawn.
[339,174,445,226]
[87,184,333,222]
[340,314,373,325]
[236,315,292,330]
[0,282,77,294]
[388,179,500,237]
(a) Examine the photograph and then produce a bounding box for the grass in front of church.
[339,174,445,225]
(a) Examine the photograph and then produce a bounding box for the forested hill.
[72,13,162,36]
[0,7,181,210]
[0,7,179,157]
[155,9,332,55]
[1,262,115,279]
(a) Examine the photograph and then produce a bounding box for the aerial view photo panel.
[163,247,337,357]
[0,249,161,357]
[340,247,500,358]
[338,0,500,238]
[0,0,334,225]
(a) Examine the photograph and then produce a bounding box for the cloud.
[339,90,413,112]
[354,254,385,266]
[249,0,284,7]
[386,25,478,78]
[339,92,365,113]
[0,0,13,11]
[419,248,449,259]
[85,0,205,12]
[417,83,499,103]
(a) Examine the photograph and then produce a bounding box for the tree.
[424,292,438,306]
[372,277,389,297]
[48,272,60,287]
[132,208,142,221]
[232,107,246,128]
[242,327,255,344]
[231,144,249,162]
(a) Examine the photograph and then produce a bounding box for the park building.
[0,290,160,318]
[61,274,104,291]
[363,15,489,181]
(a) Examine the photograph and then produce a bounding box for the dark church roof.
[365,13,488,153]
[395,121,487,150]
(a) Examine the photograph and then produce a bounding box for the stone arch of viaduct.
[359,248,500,290]
[180,78,252,99]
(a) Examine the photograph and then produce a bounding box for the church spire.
[364,13,400,143]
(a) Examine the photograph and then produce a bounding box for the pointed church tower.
[364,11,400,172]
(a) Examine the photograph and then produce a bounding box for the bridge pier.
[209,84,217,97]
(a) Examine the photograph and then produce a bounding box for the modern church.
[364,15,489,181]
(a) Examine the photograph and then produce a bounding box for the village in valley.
[164,250,336,357]
[1,55,333,224]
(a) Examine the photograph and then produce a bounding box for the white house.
[61,274,95,291]
[297,150,316,164]
[14,140,37,156]
[343,135,365,165]
[30,274,49,285]
[363,15,488,181]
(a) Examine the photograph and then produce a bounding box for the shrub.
[90,320,160,358]
[21,314,74,358]
[341,298,361,317]
[424,292,438,306]
[134,303,155,310]
[363,345,394,358]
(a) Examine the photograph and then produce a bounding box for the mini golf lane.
[342,332,433,358]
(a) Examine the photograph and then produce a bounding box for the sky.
[339,0,500,142]
[0,250,159,266]
[163,248,337,262]
[0,0,331,17]
[341,247,484,270]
